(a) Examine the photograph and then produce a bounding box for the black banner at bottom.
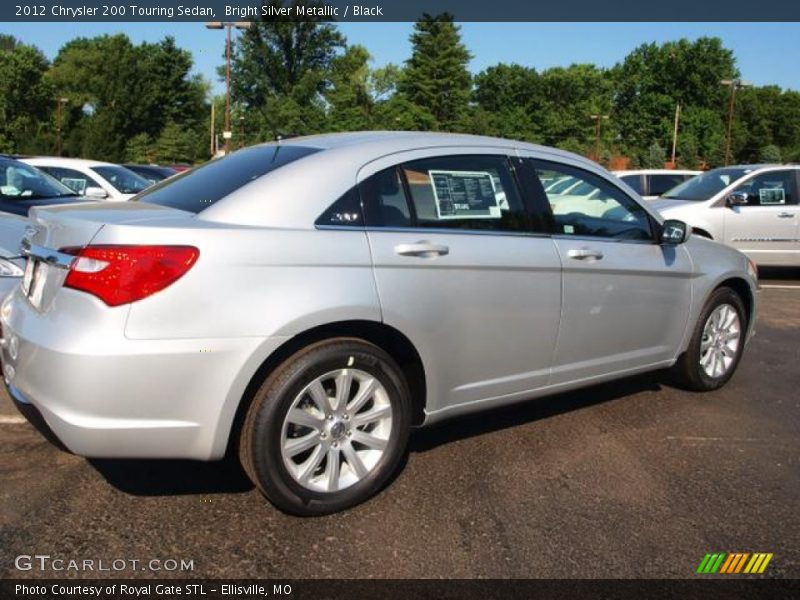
[2,579,799,600]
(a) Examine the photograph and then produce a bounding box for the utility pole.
[209,102,215,157]
[671,103,681,167]
[205,21,251,155]
[720,78,751,166]
[55,97,68,156]
[589,114,609,163]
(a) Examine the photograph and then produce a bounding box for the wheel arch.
[715,276,755,327]
[224,320,428,457]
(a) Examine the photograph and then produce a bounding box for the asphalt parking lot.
[0,270,798,580]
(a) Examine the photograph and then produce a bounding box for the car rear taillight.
[61,245,199,307]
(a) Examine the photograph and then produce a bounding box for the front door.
[529,159,694,385]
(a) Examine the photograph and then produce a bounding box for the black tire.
[671,287,747,391]
[240,338,411,516]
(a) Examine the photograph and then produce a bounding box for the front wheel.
[672,287,747,391]
[240,339,411,515]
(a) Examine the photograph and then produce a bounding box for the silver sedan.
[0,132,758,515]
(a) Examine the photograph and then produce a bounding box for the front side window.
[732,170,797,206]
[38,166,101,195]
[534,161,653,241]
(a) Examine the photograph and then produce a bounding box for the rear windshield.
[134,145,321,213]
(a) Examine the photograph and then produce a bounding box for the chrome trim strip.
[19,239,75,270]
[732,237,800,243]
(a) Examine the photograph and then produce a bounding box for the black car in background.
[0,156,88,217]
[123,164,177,184]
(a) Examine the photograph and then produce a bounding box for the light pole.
[720,78,751,166]
[55,97,68,156]
[239,115,246,149]
[205,21,251,155]
[590,114,609,163]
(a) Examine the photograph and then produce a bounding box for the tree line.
[2,6,800,167]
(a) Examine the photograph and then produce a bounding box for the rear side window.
[38,166,101,194]
[619,174,643,194]
[649,173,689,197]
[135,145,320,213]
[358,155,535,233]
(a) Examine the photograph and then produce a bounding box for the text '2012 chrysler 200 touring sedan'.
[1,132,758,515]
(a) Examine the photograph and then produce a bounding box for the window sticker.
[429,170,500,219]
[758,185,786,205]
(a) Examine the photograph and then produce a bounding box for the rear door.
[722,168,800,266]
[526,158,693,384]
[362,150,562,413]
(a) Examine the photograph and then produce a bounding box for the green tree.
[398,13,472,130]
[759,144,782,163]
[47,34,207,161]
[230,1,344,106]
[612,38,736,165]
[125,132,155,163]
[325,45,373,131]
[644,142,666,168]
[154,120,197,163]
[0,35,53,154]
[472,64,540,141]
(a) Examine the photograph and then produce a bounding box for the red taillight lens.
[61,245,199,307]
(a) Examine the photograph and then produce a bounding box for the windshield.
[91,166,151,195]
[661,167,751,201]
[0,159,77,200]
[134,145,321,213]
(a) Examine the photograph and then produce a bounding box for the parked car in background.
[614,169,701,200]
[1,133,758,516]
[653,164,800,266]
[0,156,89,296]
[123,164,178,184]
[22,157,151,201]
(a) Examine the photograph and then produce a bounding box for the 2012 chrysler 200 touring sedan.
[1,132,758,515]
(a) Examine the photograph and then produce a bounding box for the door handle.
[778,212,795,218]
[567,248,604,261]
[394,241,450,258]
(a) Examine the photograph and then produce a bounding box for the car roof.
[198,131,621,229]
[22,157,118,168]
[613,169,701,176]
[271,130,589,161]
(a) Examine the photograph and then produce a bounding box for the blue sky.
[4,22,800,94]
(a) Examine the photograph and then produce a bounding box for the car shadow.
[88,454,254,497]
[409,373,665,453]
[86,373,666,498]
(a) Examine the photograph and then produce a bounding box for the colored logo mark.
[697,552,773,574]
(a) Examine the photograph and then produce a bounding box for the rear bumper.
[0,289,284,460]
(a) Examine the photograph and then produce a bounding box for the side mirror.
[84,186,108,199]
[660,219,689,245]
[727,191,749,207]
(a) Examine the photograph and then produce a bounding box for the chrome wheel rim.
[281,368,393,493]
[700,304,741,379]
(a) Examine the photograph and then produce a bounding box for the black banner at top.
[2,0,800,22]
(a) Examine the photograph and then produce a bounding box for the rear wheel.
[240,339,411,515]
[672,287,746,391]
